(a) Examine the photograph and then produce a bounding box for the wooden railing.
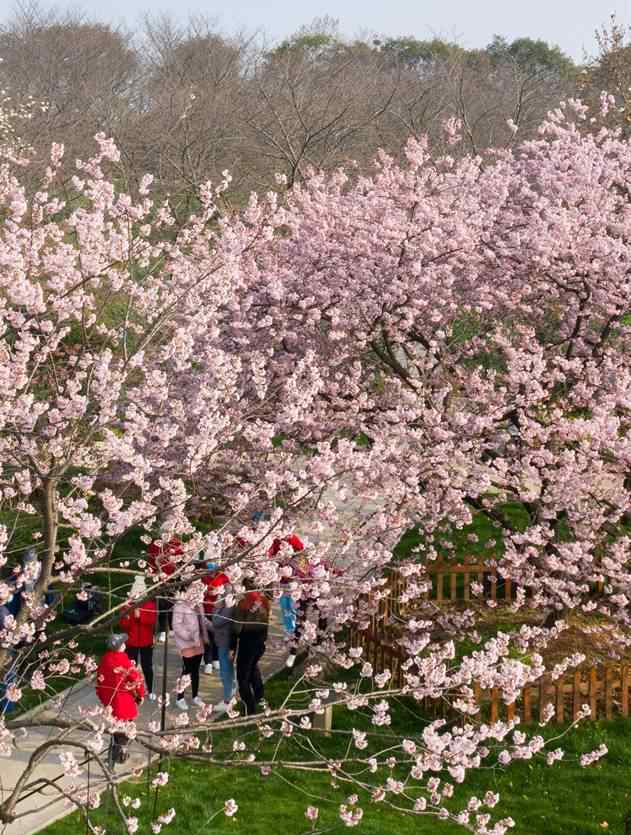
[364,563,513,632]
[349,626,631,723]
[378,562,605,616]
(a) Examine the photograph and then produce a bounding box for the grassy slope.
[22,505,631,833]
[44,665,629,835]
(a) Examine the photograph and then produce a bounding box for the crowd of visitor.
[95,526,327,762]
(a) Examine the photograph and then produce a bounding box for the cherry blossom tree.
[237,100,630,632]
[0,101,620,833]
[0,128,426,833]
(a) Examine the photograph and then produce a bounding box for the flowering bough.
[0,97,625,833]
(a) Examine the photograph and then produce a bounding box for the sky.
[1,0,630,61]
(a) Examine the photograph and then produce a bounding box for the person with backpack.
[119,575,158,700]
[234,589,269,715]
[96,633,145,765]
[279,589,297,638]
[269,534,334,668]
[268,534,306,668]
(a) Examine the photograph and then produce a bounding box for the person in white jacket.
[172,595,208,711]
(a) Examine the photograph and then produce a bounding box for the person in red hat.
[147,537,182,643]
[201,563,230,674]
[96,633,146,765]
[119,575,158,700]
[269,534,335,668]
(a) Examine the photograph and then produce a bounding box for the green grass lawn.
[393,502,530,565]
[11,507,631,834]
[43,665,630,835]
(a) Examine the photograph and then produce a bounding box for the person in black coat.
[234,591,269,715]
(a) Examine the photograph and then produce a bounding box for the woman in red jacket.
[96,633,146,765]
[148,537,182,643]
[119,575,158,699]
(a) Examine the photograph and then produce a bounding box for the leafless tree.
[240,24,398,188]
[0,1,138,176]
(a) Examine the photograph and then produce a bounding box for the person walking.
[211,591,236,710]
[96,633,145,765]
[119,575,158,700]
[201,563,230,674]
[172,593,208,710]
[235,590,269,715]
[268,534,306,669]
[147,537,182,643]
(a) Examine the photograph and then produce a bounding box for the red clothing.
[202,572,230,615]
[268,534,309,581]
[119,599,157,648]
[96,650,146,721]
[267,534,304,557]
[147,537,183,577]
[240,590,270,613]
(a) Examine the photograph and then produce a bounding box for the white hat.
[130,575,147,599]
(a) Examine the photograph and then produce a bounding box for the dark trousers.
[204,632,218,664]
[290,600,328,652]
[178,654,202,700]
[157,597,173,632]
[127,645,154,693]
[292,599,309,646]
[110,732,129,765]
[237,638,265,715]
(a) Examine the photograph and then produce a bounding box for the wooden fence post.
[463,554,471,602]
[539,675,551,723]
[605,666,613,720]
[555,676,565,723]
[589,668,598,720]
[490,688,499,723]
[572,670,582,721]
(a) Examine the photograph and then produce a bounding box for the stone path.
[0,616,288,835]
[0,480,379,835]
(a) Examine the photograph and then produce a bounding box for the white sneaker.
[175,698,188,711]
[192,696,205,707]
[286,653,296,669]
[203,663,214,675]
[212,660,220,671]
[148,692,157,701]
[157,632,166,643]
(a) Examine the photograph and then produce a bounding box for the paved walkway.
[0,616,288,835]
[1,481,380,835]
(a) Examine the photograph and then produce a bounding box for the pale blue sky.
[1,0,630,60]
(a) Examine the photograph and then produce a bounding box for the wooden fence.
[379,561,605,613]
[349,626,631,723]
[365,562,513,633]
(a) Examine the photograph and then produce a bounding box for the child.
[96,634,145,765]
